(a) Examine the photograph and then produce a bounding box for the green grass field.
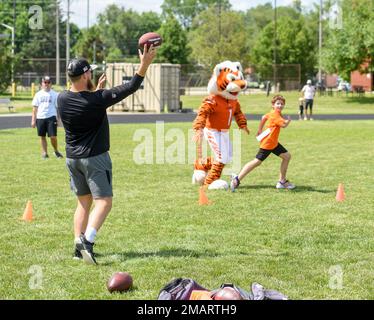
[181,92,374,114]
[1,91,373,114]
[0,120,373,300]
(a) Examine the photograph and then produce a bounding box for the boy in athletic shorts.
[31,76,63,159]
[230,95,295,191]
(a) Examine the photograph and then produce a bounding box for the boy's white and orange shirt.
[259,109,286,150]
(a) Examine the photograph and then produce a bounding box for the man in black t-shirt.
[58,45,157,264]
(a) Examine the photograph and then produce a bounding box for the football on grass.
[138,32,162,50]
[107,272,133,293]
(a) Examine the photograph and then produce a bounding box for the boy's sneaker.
[76,234,97,265]
[54,151,64,158]
[276,180,296,190]
[42,153,49,159]
[304,116,308,121]
[230,174,240,192]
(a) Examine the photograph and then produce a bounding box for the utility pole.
[217,1,222,61]
[87,0,89,29]
[318,0,323,84]
[273,0,277,92]
[66,0,70,86]
[93,40,96,80]
[13,0,16,86]
[1,23,15,85]
[56,0,60,85]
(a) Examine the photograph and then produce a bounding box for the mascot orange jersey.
[192,61,249,188]
[193,65,247,131]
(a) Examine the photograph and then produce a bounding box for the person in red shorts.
[230,95,295,191]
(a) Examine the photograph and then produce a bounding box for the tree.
[251,15,316,82]
[73,26,105,63]
[322,0,374,81]
[244,3,306,64]
[0,0,80,85]
[161,0,230,29]
[156,16,191,64]
[189,6,249,69]
[0,46,12,93]
[97,5,161,60]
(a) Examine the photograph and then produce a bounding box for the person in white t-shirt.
[300,79,316,121]
[31,76,63,159]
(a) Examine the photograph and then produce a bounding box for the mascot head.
[207,61,247,100]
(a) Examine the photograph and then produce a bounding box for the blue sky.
[63,0,320,28]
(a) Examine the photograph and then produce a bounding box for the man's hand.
[192,129,203,143]
[137,44,157,77]
[241,126,250,135]
[96,74,106,90]
[31,120,36,128]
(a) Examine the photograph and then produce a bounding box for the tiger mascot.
[192,61,249,189]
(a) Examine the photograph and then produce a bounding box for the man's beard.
[87,78,95,91]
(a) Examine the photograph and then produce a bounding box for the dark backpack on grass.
[158,278,208,300]
[158,278,288,300]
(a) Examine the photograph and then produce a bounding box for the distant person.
[58,45,157,265]
[230,95,295,191]
[298,97,304,120]
[300,79,316,120]
[31,76,63,159]
[266,81,271,97]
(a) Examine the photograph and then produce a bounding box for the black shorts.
[256,143,288,162]
[36,116,57,137]
[305,99,313,110]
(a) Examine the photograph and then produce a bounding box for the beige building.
[105,63,181,113]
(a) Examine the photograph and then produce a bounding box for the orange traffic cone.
[22,200,33,221]
[199,186,211,205]
[336,183,345,202]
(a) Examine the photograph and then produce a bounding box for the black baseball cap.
[42,76,51,82]
[67,58,97,77]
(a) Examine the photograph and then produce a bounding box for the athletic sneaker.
[73,245,99,260]
[310,117,314,121]
[73,247,83,260]
[54,151,64,158]
[42,153,49,159]
[230,174,240,192]
[76,234,97,265]
[276,180,296,190]
[304,116,308,121]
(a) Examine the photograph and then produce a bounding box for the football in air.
[138,32,163,50]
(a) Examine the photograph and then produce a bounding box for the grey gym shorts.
[66,152,113,198]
